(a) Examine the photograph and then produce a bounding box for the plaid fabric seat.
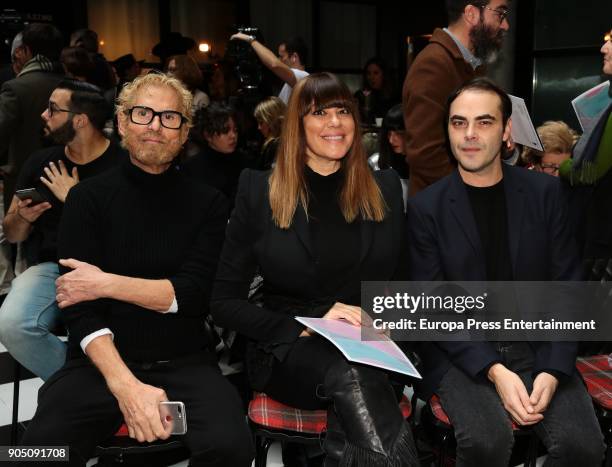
[427,395,538,467]
[429,394,520,430]
[576,354,612,411]
[249,392,412,434]
[94,423,182,458]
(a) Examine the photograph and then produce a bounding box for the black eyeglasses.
[47,102,78,118]
[127,106,187,130]
[478,4,510,24]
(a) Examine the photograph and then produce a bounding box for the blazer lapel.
[448,171,485,261]
[502,165,525,276]
[291,204,315,259]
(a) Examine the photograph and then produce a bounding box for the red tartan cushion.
[576,355,612,410]
[430,394,519,430]
[249,392,412,435]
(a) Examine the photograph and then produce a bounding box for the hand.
[488,363,543,426]
[56,258,110,308]
[40,160,79,203]
[15,198,52,223]
[529,372,559,414]
[321,302,363,327]
[230,32,254,43]
[110,378,171,442]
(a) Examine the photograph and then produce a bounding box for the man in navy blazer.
[406,78,604,466]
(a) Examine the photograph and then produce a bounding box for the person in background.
[253,96,286,169]
[368,104,410,209]
[0,23,65,207]
[166,54,210,117]
[354,57,396,125]
[560,30,612,268]
[60,47,96,83]
[0,80,123,380]
[184,103,244,208]
[521,121,578,177]
[69,29,116,91]
[402,0,511,196]
[113,53,143,88]
[230,33,309,104]
[211,72,418,466]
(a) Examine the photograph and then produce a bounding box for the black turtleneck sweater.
[184,145,245,210]
[58,158,229,362]
[305,166,360,297]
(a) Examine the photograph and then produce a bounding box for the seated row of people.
[0,71,606,466]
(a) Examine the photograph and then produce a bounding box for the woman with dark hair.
[368,104,410,210]
[184,102,244,208]
[211,72,417,466]
[354,57,396,125]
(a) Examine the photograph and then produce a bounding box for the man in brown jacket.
[402,0,510,196]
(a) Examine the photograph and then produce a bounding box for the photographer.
[230,32,309,103]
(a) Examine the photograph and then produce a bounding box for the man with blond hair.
[21,73,253,467]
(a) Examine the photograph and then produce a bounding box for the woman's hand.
[40,160,79,203]
[322,302,362,326]
[299,302,363,337]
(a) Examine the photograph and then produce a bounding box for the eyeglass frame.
[537,162,561,174]
[476,3,510,25]
[126,105,188,130]
[47,101,79,118]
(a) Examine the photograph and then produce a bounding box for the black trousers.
[20,352,254,467]
[263,335,403,409]
[437,343,605,467]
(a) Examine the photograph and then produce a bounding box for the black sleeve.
[406,197,501,378]
[379,169,410,281]
[533,179,579,377]
[168,188,229,316]
[210,169,305,344]
[57,183,110,345]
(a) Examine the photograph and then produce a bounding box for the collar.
[443,28,483,70]
[122,157,180,188]
[17,54,56,77]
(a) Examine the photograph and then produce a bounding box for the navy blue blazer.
[406,164,581,399]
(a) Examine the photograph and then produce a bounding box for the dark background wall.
[1,0,610,129]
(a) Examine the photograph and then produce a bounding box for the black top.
[386,153,410,179]
[183,145,246,210]
[305,166,361,297]
[465,180,513,281]
[258,138,279,170]
[16,141,125,264]
[354,89,396,124]
[58,158,229,362]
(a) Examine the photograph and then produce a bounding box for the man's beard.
[121,130,182,169]
[45,118,76,145]
[470,19,505,64]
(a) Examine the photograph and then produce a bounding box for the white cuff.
[164,296,178,313]
[80,328,114,353]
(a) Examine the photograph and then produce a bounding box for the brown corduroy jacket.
[402,28,484,196]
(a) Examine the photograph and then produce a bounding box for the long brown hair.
[269,72,386,229]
